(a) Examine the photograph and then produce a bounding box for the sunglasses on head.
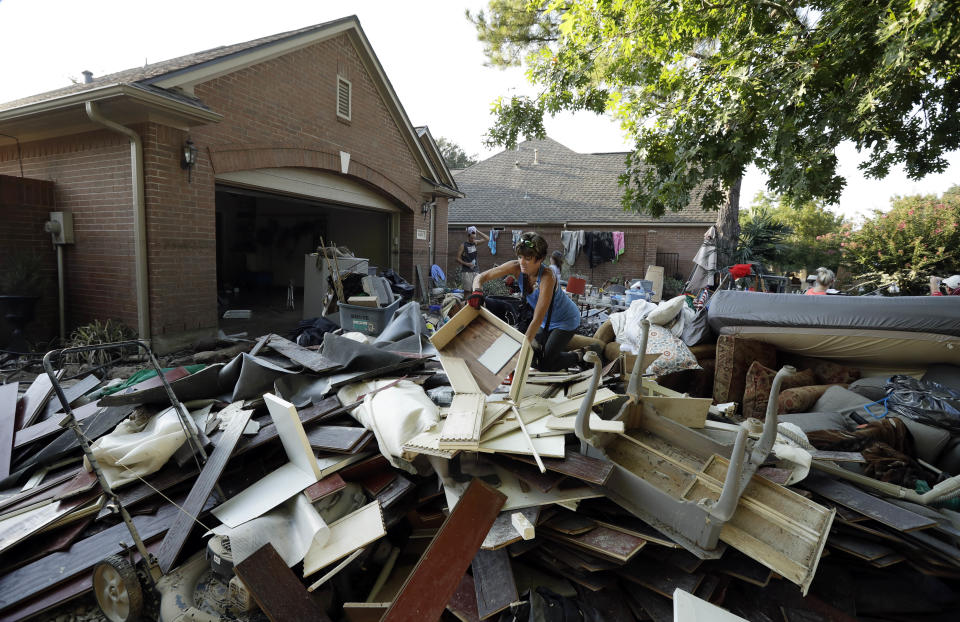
[518,239,536,248]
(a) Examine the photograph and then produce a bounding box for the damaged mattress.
[707,292,960,366]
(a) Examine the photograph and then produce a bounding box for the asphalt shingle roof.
[449,137,716,225]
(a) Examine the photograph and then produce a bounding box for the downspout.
[84,102,150,340]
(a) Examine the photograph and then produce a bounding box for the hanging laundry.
[488,229,499,254]
[584,231,616,268]
[612,231,625,262]
[560,230,585,266]
[512,230,523,248]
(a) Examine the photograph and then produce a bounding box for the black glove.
[467,290,485,309]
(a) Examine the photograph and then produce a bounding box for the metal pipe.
[751,365,796,466]
[626,319,651,400]
[56,244,65,342]
[710,427,748,521]
[83,101,150,341]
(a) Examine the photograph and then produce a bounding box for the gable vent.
[337,76,352,121]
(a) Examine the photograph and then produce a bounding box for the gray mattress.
[707,291,960,338]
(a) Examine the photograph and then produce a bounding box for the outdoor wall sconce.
[421,196,436,214]
[181,139,198,182]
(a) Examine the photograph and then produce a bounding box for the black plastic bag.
[885,375,960,432]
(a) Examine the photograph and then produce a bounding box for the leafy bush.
[844,187,960,295]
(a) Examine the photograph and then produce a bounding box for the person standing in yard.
[805,267,836,295]
[468,232,586,372]
[930,275,960,296]
[457,226,488,290]
[549,250,564,281]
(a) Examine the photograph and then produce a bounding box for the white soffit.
[216,167,400,213]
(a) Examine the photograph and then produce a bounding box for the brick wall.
[0,176,58,345]
[447,224,710,289]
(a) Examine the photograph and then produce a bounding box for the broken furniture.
[574,320,834,594]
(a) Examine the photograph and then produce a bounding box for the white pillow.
[646,295,686,326]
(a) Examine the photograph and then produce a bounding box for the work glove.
[467,290,485,309]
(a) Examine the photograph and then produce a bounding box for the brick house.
[448,138,714,289]
[0,16,460,351]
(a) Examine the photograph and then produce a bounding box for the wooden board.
[438,355,482,395]
[828,534,896,561]
[481,507,541,550]
[305,425,371,454]
[543,524,646,562]
[303,474,347,503]
[344,603,390,622]
[717,548,773,587]
[156,407,252,573]
[477,334,522,375]
[17,371,62,429]
[801,473,935,532]
[303,502,386,577]
[0,383,17,479]
[382,479,507,622]
[439,391,486,450]
[235,543,331,622]
[376,474,415,511]
[492,455,564,492]
[447,573,480,622]
[508,338,534,404]
[506,451,614,486]
[430,306,526,395]
[472,548,517,620]
[95,366,192,405]
[543,511,597,536]
[14,400,101,449]
[265,333,340,373]
[40,374,100,419]
[619,557,703,598]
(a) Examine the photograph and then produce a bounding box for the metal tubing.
[626,319,651,400]
[751,365,796,467]
[574,350,603,451]
[710,427,748,521]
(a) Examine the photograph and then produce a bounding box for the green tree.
[470,1,960,262]
[843,187,960,295]
[747,193,846,271]
[436,137,479,169]
[733,207,793,267]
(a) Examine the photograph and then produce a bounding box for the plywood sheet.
[235,543,331,622]
[382,479,506,622]
[303,501,386,577]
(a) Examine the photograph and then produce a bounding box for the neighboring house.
[448,138,714,288]
[0,16,460,351]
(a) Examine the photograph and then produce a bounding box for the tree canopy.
[436,137,479,169]
[470,1,960,230]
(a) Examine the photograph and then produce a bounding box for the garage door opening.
[215,185,392,336]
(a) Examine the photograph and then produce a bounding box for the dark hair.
[551,250,563,266]
[514,232,548,260]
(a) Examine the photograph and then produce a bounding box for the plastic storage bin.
[339,294,401,336]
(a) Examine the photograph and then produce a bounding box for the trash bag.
[382,268,415,301]
[291,316,340,347]
[885,375,960,433]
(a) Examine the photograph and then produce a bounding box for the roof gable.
[449,137,715,226]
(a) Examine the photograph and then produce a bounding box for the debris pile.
[2,299,960,622]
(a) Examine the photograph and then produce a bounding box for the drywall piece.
[157,406,253,573]
[511,512,535,540]
[645,265,665,303]
[644,395,711,429]
[545,414,625,434]
[0,383,17,479]
[235,543,331,622]
[303,501,386,577]
[546,388,619,417]
[477,334,522,375]
[18,371,62,428]
[382,479,506,622]
[430,306,526,395]
[265,333,340,373]
[673,588,747,622]
[439,392,486,451]
[481,507,541,550]
[264,393,324,480]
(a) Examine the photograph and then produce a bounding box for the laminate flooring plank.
[14,400,101,449]
[543,524,646,562]
[304,473,347,503]
[801,474,935,532]
[156,407,252,573]
[493,454,564,492]
[40,374,100,420]
[619,557,703,598]
[506,451,614,486]
[0,383,17,479]
[716,549,772,587]
[17,371,62,429]
[481,507,541,551]
[265,333,341,373]
[382,479,506,622]
[472,548,518,620]
[235,543,331,622]
[306,424,371,453]
[447,572,481,622]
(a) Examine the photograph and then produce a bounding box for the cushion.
[848,377,889,402]
[713,335,777,405]
[593,319,616,344]
[893,415,951,464]
[777,384,837,414]
[935,437,960,474]
[812,386,873,414]
[778,411,856,434]
[688,343,717,363]
[742,362,816,419]
[645,324,702,378]
[922,364,960,392]
[647,295,686,326]
[806,359,861,385]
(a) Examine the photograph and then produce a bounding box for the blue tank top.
[521,265,580,331]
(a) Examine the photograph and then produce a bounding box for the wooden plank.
[303,502,386,577]
[0,383,17,479]
[415,264,430,304]
[14,400,101,449]
[801,473,936,532]
[543,510,596,535]
[543,524,646,562]
[265,333,340,373]
[40,374,100,419]
[472,548,517,620]
[438,354,482,395]
[382,479,507,622]
[492,455,564,492]
[717,548,773,587]
[828,534,896,561]
[305,425,371,453]
[156,407,252,573]
[17,371,62,429]
[376,474,415,513]
[619,557,703,598]
[808,450,866,463]
[439,391,486,450]
[481,507,540,550]
[303,473,347,503]
[235,543,331,622]
[506,451,614,486]
[447,573,480,622]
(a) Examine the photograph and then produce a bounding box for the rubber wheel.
[92,554,144,622]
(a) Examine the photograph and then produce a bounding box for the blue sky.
[1,0,956,221]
